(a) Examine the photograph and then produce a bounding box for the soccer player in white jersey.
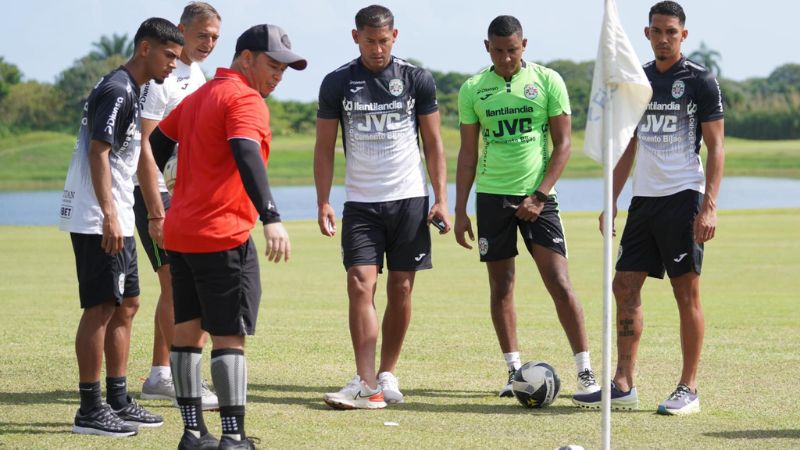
[573,1,725,415]
[134,2,221,410]
[59,18,182,437]
[315,4,450,409]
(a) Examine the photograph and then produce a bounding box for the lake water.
[1,177,798,226]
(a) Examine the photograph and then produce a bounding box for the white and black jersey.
[318,56,438,202]
[633,57,724,197]
[133,59,206,190]
[59,66,141,236]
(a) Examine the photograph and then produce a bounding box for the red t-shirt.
[159,68,271,253]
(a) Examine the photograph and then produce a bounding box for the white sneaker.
[169,379,219,411]
[378,372,404,404]
[141,376,175,401]
[323,375,387,410]
[575,369,600,395]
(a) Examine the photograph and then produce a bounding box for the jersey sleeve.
[140,80,170,120]
[458,79,479,125]
[88,82,132,147]
[158,99,182,142]
[415,69,439,116]
[226,90,270,144]
[317,72,342,120]
[545,69,571,117]
[697,73,724,123]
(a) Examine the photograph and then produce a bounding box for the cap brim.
[266,50,307,70]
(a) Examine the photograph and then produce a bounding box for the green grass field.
[1,210,798,449]
[1,130,798,190]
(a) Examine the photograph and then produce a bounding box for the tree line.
[1,35,797,139]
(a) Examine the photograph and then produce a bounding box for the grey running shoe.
[178,430,220,450]
[571,380,638,410]
[72,403,137,437]
[141,376,176,401]
[219,436,259,449]
[114,397,164,427]
[200,379,219,410]
[499,369,516,397]
[657,384,700,415]
[170,379,220,411]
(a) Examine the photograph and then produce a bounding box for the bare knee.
[613,277,642,313]
[347,269,377,300]
[489,273,514,304]
[387,276,413,301]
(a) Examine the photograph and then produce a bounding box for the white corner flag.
[583,2,651,450]
[584,0,652,166]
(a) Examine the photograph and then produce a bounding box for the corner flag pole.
[583,2,652,448]
[601,83,614,450]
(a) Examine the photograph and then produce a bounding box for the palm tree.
[89,33,134,60]
[687,41,722,77]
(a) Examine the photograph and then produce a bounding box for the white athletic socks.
[503,351,522,371]
[574,351,592,373]
[149,365,171,381]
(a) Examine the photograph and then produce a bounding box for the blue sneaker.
[657,384,700,415]
[572,380,638,410]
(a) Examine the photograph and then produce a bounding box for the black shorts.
[476,193,568,262]
[341,196,432,272]
[616,189,704,279]
[169,238,261,336]
[133,186,171,271]
[70,233,140,308]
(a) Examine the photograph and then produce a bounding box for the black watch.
[533,190,548,202]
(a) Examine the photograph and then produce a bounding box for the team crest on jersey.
[671,80,685,99]
[388,78,404,96]
[524,83,539,99]
[478,238,489,256]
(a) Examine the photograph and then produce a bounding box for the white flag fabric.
[583,0,652,166]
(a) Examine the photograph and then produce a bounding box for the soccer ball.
[512,361,561,408]
[163,153,178,195]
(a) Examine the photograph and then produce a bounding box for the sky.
[3,0,796,102]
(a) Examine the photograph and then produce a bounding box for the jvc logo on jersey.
[640,114,677,133]
[356,113,404,132]
[492,118,533,137]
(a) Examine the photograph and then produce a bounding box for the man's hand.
[263,222,291,262]
[454,212,475,249]
[148,217,165,248]
[102,213,124,255]
[694,205,717,243]
[317,203,337,237]
[513,196,544,222]
[599,205,618,237]
[427,201,451,235]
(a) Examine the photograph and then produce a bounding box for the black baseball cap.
[235,24,307,70]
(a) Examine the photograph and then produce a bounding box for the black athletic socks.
[78,381,102,413]
[105,376,128,410]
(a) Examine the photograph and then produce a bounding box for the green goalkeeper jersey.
[458,61,571,196]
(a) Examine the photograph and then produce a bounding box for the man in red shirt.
[150,23,306,450]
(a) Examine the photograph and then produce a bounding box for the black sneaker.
[114,396,164,428]
[72,403,137,437]
[499,369,516,397]
[178,430,220,450]
[219,436,259,450]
